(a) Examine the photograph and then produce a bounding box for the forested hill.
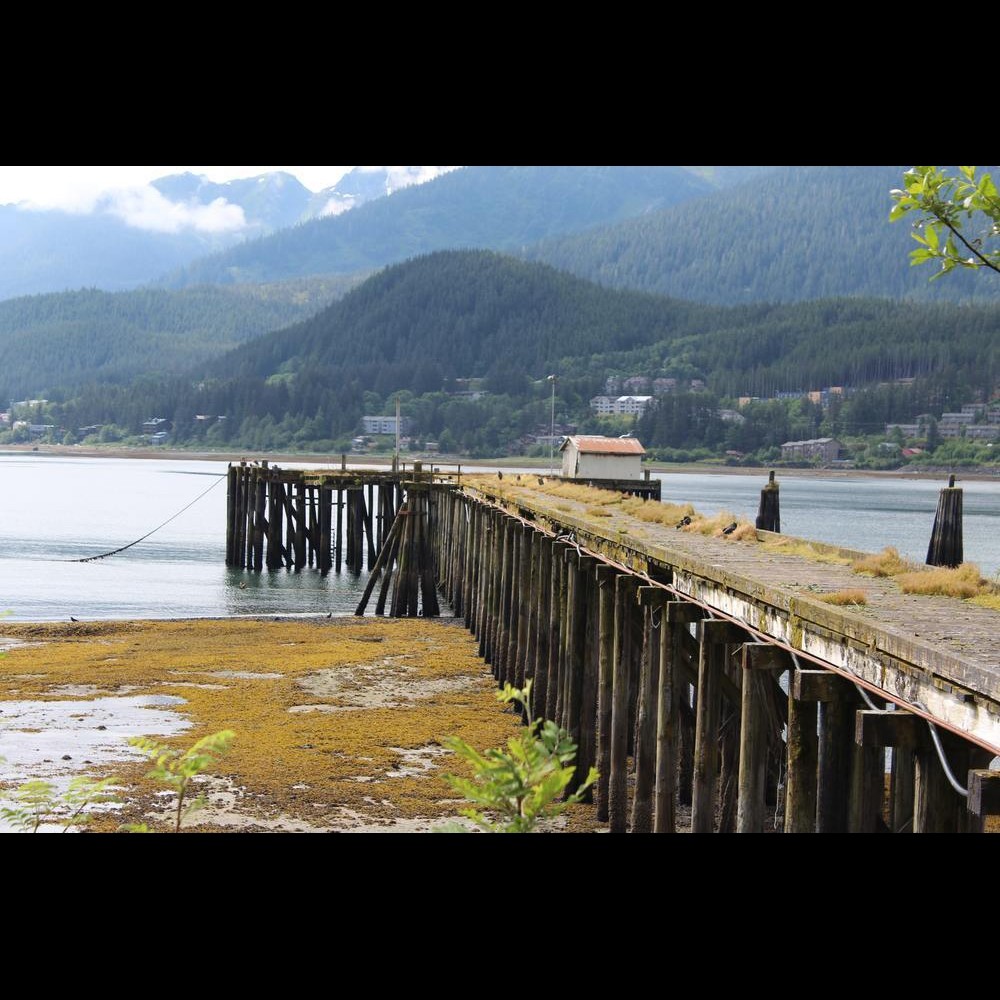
[209,250,730,388]
[160,166,725,288]
[526,165,1000,305]
[45,250,1000,455]
[0,275,364,401]
[213,250,999,396]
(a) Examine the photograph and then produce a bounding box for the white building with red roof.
[559,435,646,480]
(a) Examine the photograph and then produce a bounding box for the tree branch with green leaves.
[890,166,1000,278]
[437,681,597,833]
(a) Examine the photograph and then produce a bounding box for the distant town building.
[780,437,842,462]
[142,417,170,434]
[589,395,653,417]
[362,415,414,435]
[622,376,650,393]
[560,435,646,480]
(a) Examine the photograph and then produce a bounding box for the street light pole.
[547,374,557,476]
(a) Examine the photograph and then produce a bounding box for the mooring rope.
[65,472,227,563]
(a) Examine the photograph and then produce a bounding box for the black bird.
[537,477,545,486]
[70,616,78,622]
[516,475,521,482]
[722,522,738,535]
[675,515,691,529]
[497,471,503,480]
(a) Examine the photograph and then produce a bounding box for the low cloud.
[101,186,248,233]
[318,194,357,218]
[18,183,247,234]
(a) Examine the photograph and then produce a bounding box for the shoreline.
[2,442,998,483]
[0,444,1000,483]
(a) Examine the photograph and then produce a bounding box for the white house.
[560,435,646,480]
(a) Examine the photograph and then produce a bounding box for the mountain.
[159,166,724,288]
[0,274,365,401]
[0,167,445,301]
[151,171,314,232]
[525,165,1000,304]
[308,166,459,218]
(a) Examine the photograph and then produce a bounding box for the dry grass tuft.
[851,546,915,577]
[815,589,868,606]
[896,563,985,598]
[759,537,853,566]
[586,506,612,517]
[969,593,1000,611]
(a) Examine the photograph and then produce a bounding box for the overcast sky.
[0,166,357,210]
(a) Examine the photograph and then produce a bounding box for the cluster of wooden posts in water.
[226,460,406,577]
[225,460,988,831]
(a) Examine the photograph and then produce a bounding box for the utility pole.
[547,374,557,476]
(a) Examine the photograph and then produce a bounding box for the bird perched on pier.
[722,522,738,535]
[675,515,691,529]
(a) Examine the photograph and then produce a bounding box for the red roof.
[560,435,646,455]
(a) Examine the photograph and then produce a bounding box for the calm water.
[1,454,998,621]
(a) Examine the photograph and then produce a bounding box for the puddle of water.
[0,694,190,782]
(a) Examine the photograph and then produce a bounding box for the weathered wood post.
[595,565,617,823]
[691,619,746,832]
[914,726,972,833]
[855,709,925,833]
[815,673,854,833]
[968,769,1000,833]
[737,643,788,832]
[609,574,638,833]
[318,485,332,577]
[755,470,780,533]
[520,530,540,696]
[545,541,567,723]
[564,549,594,795]
[926,474,963,567]
[252,463,267,572]
[294,480,307,570]
[531,533,553,722]
[786,665,821,833]
[226,465,237,566]
[631,587,665,833]
[654,602,700,833]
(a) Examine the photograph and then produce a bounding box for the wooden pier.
[225,463,1000,832]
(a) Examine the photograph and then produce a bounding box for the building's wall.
[562,446,641,480]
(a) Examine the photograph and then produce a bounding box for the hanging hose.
[912,701,970,798]
[64,473,227,563]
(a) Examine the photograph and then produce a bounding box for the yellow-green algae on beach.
[0,617,601,833]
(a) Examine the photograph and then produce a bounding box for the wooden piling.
[595,565,616,823]
[545,542,566,723]
[786,668,821,833]
[926,474,963,567]
[816,678,854,834]
[318,486,332,576]
[737,643,788,832]
[564,549,594,795]
[532,534,553,722]
[609,574,637,833]
[520,530,539,695]
[691,620,745,832]
[755,470,780,533]
[631,588,664,833]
